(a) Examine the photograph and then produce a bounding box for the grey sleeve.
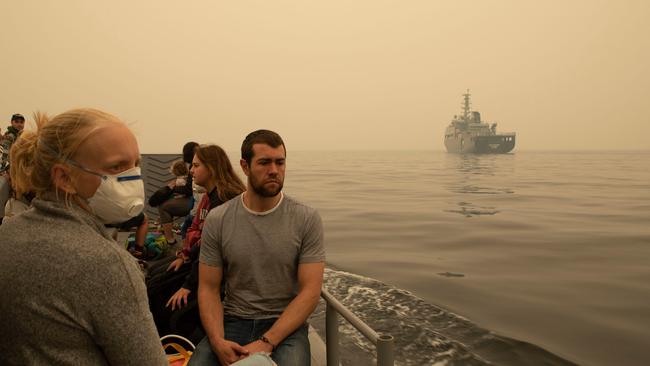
[199,209,224,267]
[88,254,167,366]
[299,209,325,263]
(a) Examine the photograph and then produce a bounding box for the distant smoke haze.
[2,0,649,153]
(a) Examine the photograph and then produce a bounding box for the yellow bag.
[161,334,195,366]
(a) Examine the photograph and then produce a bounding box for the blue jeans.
[188,316,310,366]
[231,353,275,366]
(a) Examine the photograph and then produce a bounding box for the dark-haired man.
[0,114,24,172]
[190,130,325,366]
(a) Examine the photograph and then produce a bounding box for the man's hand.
[167,180,176,189]
[166,257,184,272]
[166,288,191,311]
[242,339,273,356]
[212,338,249,365]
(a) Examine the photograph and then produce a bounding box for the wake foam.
[311,268,575,366]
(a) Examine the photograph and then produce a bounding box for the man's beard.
[249,174,283,197]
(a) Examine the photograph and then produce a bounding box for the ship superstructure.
[444,91,515,153]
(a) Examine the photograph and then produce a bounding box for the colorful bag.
[161,334,195,366]
[125,231,169,260]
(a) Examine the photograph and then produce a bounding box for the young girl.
[147,144,245,340]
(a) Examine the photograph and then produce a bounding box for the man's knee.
[187,336,221,366]
[271,325,310,366]
[232,353,276,366]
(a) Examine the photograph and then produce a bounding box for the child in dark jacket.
[170,159,189,199]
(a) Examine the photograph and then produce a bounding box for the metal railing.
[321,288,394,366]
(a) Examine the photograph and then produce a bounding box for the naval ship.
[444,91,515,153]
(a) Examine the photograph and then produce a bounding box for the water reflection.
[443,154,515,217]
[444,201,499,217]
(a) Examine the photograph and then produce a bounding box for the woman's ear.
[51,163,77,194]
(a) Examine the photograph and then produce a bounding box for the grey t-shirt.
[200,193,325,319]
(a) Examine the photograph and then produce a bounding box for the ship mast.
[462,89,471,121]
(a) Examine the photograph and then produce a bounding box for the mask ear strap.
[64,159,106,180]
[40,141,107,180]
[117,175,142,182]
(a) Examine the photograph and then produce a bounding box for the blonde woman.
[0,109,167,365]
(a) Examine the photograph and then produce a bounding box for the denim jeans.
[188,316,310,366]
[231,353,275,366]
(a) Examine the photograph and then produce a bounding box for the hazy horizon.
[138,147,650,154]
[2,0,649,153]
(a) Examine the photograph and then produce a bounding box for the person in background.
[189,130,325,366]
[170,159,189,194]
[168,158,191,242]
[0,113,25,172]
[0,113,25,225]
[147,144,245,339]
[182,165,206,240]
[2,129,35,221]
[158,142,198,244]
[2,188,34,222]
[107,211,150,259]
[0,109,167,365]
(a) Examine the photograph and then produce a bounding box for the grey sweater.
[0,195,167,365]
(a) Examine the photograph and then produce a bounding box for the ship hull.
[445,133,515,154]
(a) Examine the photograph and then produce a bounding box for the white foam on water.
[322,268,575,366]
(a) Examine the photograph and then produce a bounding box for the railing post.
[376,334,394,366]
[325,302,340,366]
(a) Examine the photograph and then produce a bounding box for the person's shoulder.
[206,188,224,207]
[221,193,243,210]
[1,130,17,142]
[71,236,142,287]
[206,193,242,219]
[1,211,135,283]
[282,194,319,216]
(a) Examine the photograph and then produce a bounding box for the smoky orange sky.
[2,0,649,153]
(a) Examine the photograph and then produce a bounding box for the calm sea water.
[281,150,650,366]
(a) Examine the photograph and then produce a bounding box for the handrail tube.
[321,288,380,343]
[321,287,395,365]
[325,303,340,366]
[376,334,395,366]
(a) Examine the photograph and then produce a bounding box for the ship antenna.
[462,89,471,121]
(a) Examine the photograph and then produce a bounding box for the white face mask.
[88,166,145,224]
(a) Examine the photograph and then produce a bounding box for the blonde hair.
[10,108,123,199]
[170,159,189,177]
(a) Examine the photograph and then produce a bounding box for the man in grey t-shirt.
[189,130,325,366]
